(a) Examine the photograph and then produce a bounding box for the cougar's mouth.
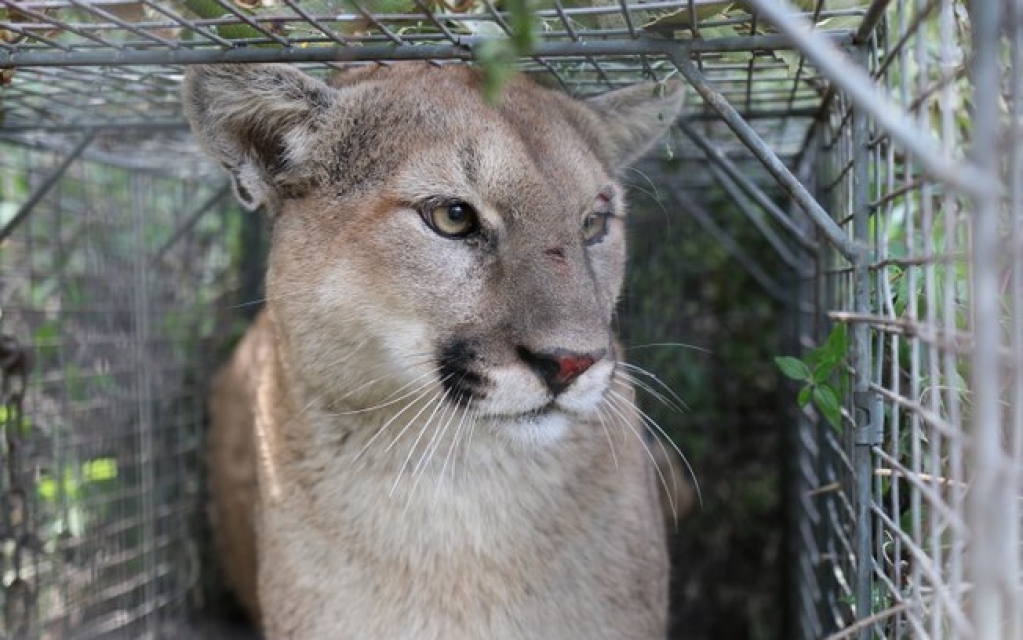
[435,337,609,423]
[485,402,559,420]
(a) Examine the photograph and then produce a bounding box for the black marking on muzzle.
[437,339,487,406]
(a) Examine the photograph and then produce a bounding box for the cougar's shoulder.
[206,312,273,623]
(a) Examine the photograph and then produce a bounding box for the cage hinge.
[853,390,881,446]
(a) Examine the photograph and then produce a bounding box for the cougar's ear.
[584,77,686,170]
[182,64,334,211]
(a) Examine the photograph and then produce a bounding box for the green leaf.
[813,385,843,432]
[507,0,538,51]
[0,405,32,436]
[812,361,836,384]
[825,324,849,355]
[802,347,823,368]
[476,0,538,102]
[37,468,79,503]
[477,39,518,103]
[33,319,59,345]
[797,385,812,408]
[775,356,811,381]
[38,477,57,503]
[83,458,118,483]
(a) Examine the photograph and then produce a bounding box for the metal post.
[848,42,880,640]
[678,120,819,255]
[669,52,859,260]
[704,162,803,270]
[969,0,1010,638]
[1010,0,1023,635]
[0,34,847,68]
[853,0,895,44]
[739,0,995,197]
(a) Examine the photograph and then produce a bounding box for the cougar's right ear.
[584,77,686,171]
[182,64,334,211]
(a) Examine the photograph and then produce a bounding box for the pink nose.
[552,354,595,386]
[516,347,604,395]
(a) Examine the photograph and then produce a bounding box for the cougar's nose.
[516,346,604,395]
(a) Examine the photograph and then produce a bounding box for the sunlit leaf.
[83,458,118,483]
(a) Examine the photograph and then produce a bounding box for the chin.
[489,411,571,448]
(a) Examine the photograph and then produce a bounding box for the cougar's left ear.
[182,64,335,211]
[584,77,686,170]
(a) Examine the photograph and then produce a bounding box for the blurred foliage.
[621,170,791,640]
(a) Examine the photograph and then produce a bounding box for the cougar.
[184,62,686,639]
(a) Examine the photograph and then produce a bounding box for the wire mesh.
[0,1,1019,639]
[0,0,851,132]
[786,0,1019,638]
[0,134,245,637]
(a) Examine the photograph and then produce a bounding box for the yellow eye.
[582,213,609,244]
[426,201,478,238]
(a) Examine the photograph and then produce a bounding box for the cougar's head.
[184,63,684,446]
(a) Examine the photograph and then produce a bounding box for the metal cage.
[0,1,1018,639]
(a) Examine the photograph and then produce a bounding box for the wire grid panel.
[786,0,1021,638]
[0,0,853,132]
[0,135,244,638]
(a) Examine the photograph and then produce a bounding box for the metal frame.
[1,1,1019,638]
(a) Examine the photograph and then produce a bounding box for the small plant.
[775,324,849,431]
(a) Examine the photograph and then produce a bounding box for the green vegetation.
[775,325,849,432]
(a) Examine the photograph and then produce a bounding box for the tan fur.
[189,63,686,639]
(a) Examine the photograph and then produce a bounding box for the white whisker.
[435,402,474,503]
[226,281,346,309]
[331,352,437,405]
[411,393,456,478]
[594,404,620,471]
[618,370,687,415]
[275,339,375,436]
[329,368,439,416]
[608,388,703,510]
[389,388,449,497]
[601,394,678,524]
[458,406,481,486]
[408,390,459,492]
[607,392,682,519]
[619,362,691,412]
[621,167,669,226]
[625,342,712,354]
[351,376,444,463]
[403,389,461,512]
